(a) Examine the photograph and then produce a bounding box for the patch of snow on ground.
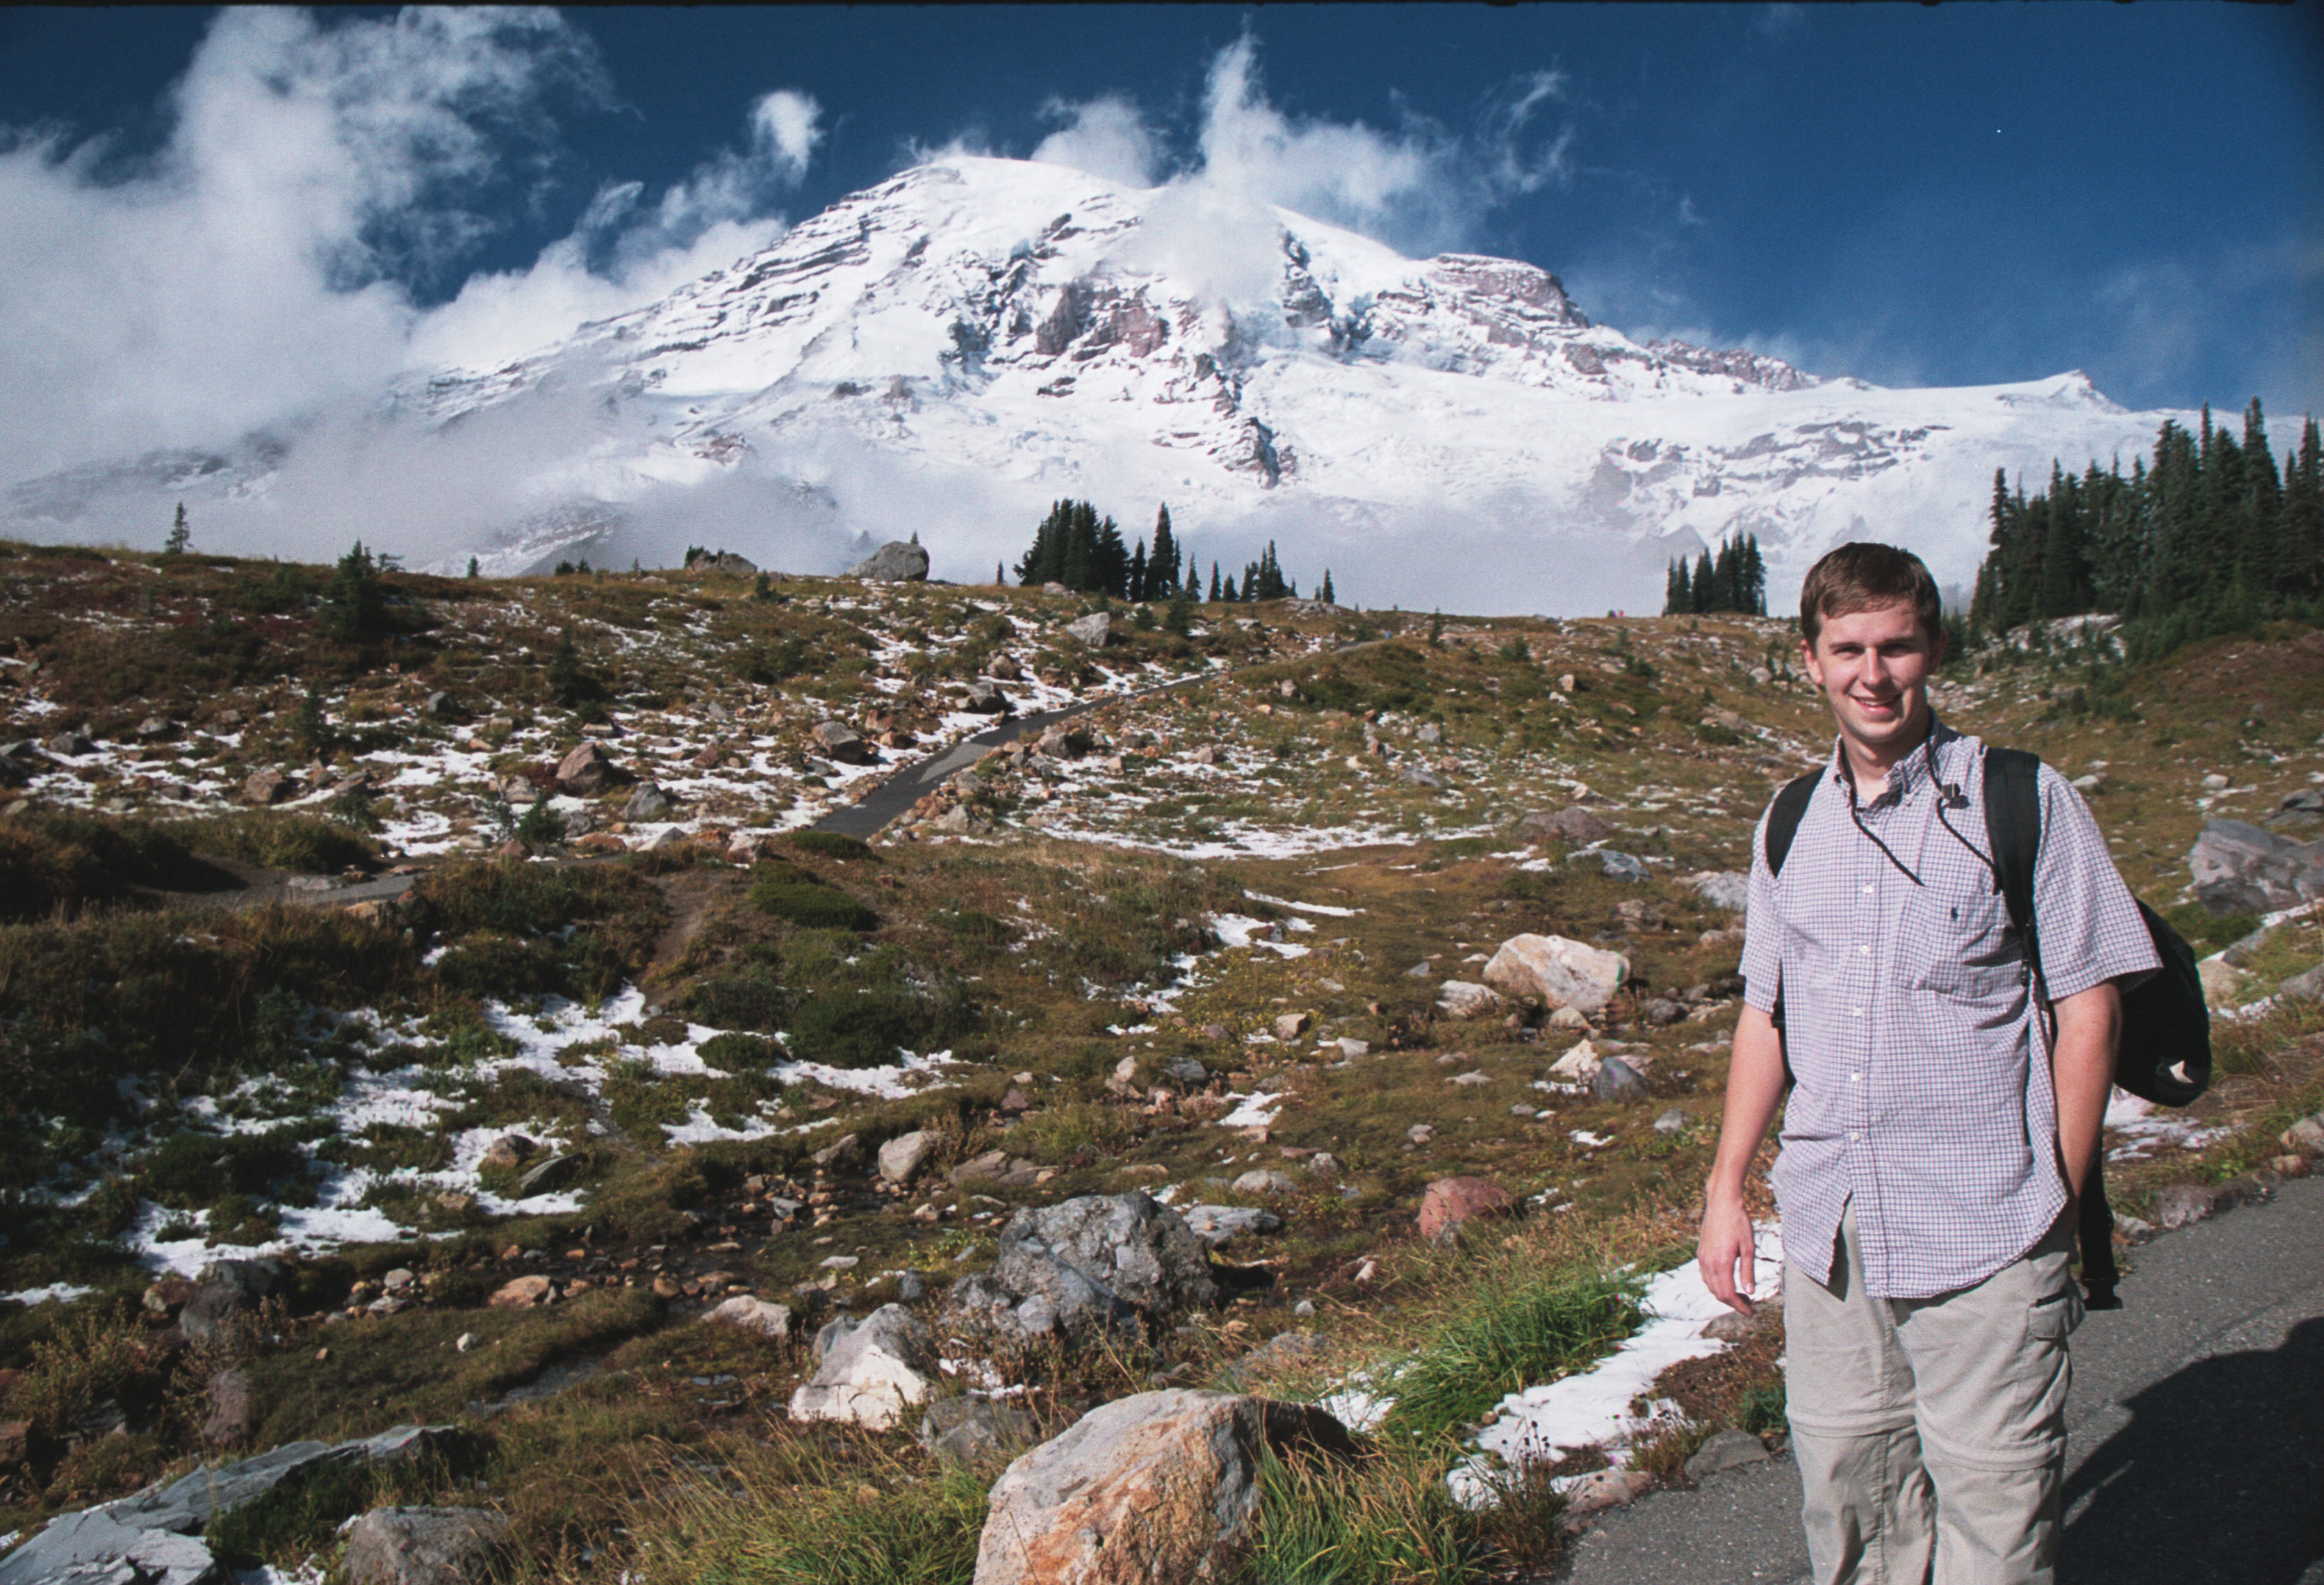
[1,1283,96,1307]
[1446,1225,1786,1508]
[2103,1087,2234,1161]
[1219,1091,1286,1129]
[1244,891,1362,917]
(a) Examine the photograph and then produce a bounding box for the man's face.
[1801,600,1945,763]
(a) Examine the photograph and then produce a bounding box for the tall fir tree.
[1209,562,1222,601]
[1320,569,1336,605]
[1664,557,1692,615]
[1129,539,1149,602]
[1150,505,1178,597]
[164,502,190,555]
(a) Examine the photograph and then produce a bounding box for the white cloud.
[1031,95,1162,188]
[753,89,824,184]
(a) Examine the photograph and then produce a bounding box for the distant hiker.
[1698,542,2158,1585]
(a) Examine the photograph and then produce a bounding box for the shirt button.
[1848,1131,1863,1142]
[1860,884,1874,895]
[1858,945,1870,955]
[1850,1073,1862,1082]
[1851,1008,1864,1017]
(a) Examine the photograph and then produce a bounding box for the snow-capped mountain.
[9,156,2188,613]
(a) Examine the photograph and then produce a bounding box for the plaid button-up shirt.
[1741,721,2159,1299]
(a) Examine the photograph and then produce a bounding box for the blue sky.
[0,3,2316,487]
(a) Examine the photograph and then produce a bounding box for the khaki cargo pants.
[1784,1204,2082,1585]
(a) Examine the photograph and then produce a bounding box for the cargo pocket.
[2027,1284,2083,1342]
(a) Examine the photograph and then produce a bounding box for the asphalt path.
[1555,1173,2324,1584]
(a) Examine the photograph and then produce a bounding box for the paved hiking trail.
[1555,1173,2324,1584]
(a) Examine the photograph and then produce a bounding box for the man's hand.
[1697,1003,1790,1315]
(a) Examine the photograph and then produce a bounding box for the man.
[1697,542,2157,1585]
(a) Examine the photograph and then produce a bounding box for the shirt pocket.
[1900,888,2025,1033]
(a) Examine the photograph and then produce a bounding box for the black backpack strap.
[1763,770,1821,879]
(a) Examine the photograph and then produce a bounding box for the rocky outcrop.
[1483,934,1629,1015]
[1417,1177,1514,1242]
[1063,612,1113,647]
[787,1303,939,1431]
[705,1295,794,1340]
[949,1192,1216,1344]
[812,720,877,765]
[553,741,624,796]
[972,1390,1357,1585]
[343,1506,512,1585]
[179,1258,281,1342]
[847,540,931,582]
[2188,818,2324,914]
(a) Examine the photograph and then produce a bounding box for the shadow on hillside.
[2061,1313,2324,1584]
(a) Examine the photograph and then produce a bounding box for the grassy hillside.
[1,537,2317,1581]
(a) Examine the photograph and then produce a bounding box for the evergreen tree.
[1691,549,1715,614]
[164,502,190,555]
[1164,581,1196,636]
[466,556,480,579]
[1150,505,1178,597]
[1664,557,1689,615]
[1129,540,1149,602]
[1209,563,1222,601]
[1319,569,1336,605]
[1222,571,1238,602]
[317,541,384,640]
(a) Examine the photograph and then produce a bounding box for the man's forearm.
[1707,1005,1789,1203]
[2049,982,2122,1203]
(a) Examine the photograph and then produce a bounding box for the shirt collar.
[1828,715,1957,808]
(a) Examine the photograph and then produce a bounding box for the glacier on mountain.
[6,156,2186,614]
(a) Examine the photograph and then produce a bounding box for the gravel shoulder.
[1555,1173,2324,1585]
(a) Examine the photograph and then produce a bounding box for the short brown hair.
[1799,542,1943,649]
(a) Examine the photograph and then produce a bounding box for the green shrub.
[785,830,880,863]
[168,811,376,874]
[1376,1267,1646,1447]
[140,1127,310,1209]
[681,962,789,1032]
[751,879,880,933]
[783,989,930,1069]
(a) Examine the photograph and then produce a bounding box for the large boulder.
[949,1193,1216,1344]
[343,1507,512,1585]
[1483,934,1630,1015]
[787,1304,940,1431]
[878,1130,938,1186]
[1063,611,1114,647]
[846,540,931,582]
[812,720,877,765]
[973,1390,1357,1585]
[554,741,623,797]
[963,679,1013,715]
[2188,819,2324,914]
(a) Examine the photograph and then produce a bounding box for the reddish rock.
[143,1275,197,1316]
[488,1275,553,1309]
[555,741,622,795]
[1417,1176,1516,1241]
[243,770,293,806]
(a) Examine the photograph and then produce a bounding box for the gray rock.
[423,692,461,721]
[1483,934,1630,1014]
[1402,764,1445,789]
[199,1367,254,1449]
[845,540,931,582]
[812,1313,859,1362]
[179,1258,282,1342]
[897,1272,926,1302]
[1645,998,1685,1026]
[788,1304,940,1431]
[812,720,876,765]
[514,1154,580,1196]
[0,1508,224,1585]
[1655,1107,1691,1134]
[2276,963,2324,1003]
[974,1390,1357,1585]
[1691,870,1751,911]
[961,678,1013,715]
[343,1507,512,1585]
[878,1130,938,1186]
[553,741,622,796]
[621,782,676,822]
[1063,611,1113,646]
[1593,1057,1649,1103]
[811,1132,862,1170]
[1229,1169,1299,1197]
[2153,1182,2222,1229]
[919,1395,1038,1465]
[2223,925,2278,967]
[1437,980,1507,1019]
[1159,1057,1209,1086]
[1683,1429,1771,1483]
[44,730,97,758]
[1569,847,1651,882]
[705,1295,793,1340]
[1405,959,1435,978]
[134,716,178,742]
[2188,818,2324,915]
[949,1192,1216,1343]
[1178,1205,1284,1249]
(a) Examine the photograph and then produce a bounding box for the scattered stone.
[1437,980,1507,1020]
[812,720,876,765]
[948,1193,1217,1344]
[1700,1310,1763,1342]
[2152,1182,2222,1229]
[963,679,1013,715]
[1562,1466,1653,1520]
[514,1154,580,1196]
[423,692,462,722]
[878,1130,938,1187]
[1063,611,1114,647]
[622,782,676,822]
[343,1506,512,1585]
[1230,1170,1299,1197]
[1159,1057,1209,1086]
[1272,1011,1312,1041]
[1407,1124,1434,1146]
[812,1133,863,1170]
[1521,806,1612,844]
[242,769,293,806]
[479,1134,537,1172]
[1179,1205,1284,1248]
[705,1296,794,1340]
[2275,964,2324,1003]
[1417,1176,1515,1242]
[1448,1070,1492,1088]
[921,1395,1039,1465]
[44,730,97,758]
[974,1390,1356,1585]
[180,1258,282,1342]
[1654,1107,1692,1135]
[488,1276,553,1309]
[1402,764,1444,789]
[0,1420,26,1469]
[1684,1429,1771,1483]
[788,1304,940,1431]
[1484,934,1630,1015]
[1593,1057,1649,1104]
[2281,1115,2324,1155]
[846,540,931,582]
[134,716,178,742]
[2198,958,2249,1007]
[1549,1040,1604,1082]
[1569,848,1651,882]
[1644,998,1685,1027]
[199,1367,254,1449]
